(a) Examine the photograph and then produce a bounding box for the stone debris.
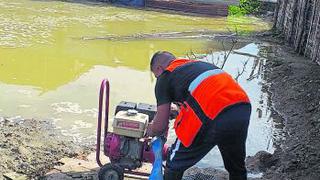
[3,172,28,180]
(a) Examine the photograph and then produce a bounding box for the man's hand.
[146,122,153,137]
[146,103,171,137]
[169,103,180,119]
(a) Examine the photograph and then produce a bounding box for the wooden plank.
[311,3,320,62]
[293,0,307,54]
[304,0,317,56]
[275,0,320,65]
[275,0,288,31]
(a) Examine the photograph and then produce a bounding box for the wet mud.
[258,36,320,180]
[0,117,91,179]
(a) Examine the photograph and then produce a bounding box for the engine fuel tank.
[113,109,148,138]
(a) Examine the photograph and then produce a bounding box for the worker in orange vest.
[147,51,251,180]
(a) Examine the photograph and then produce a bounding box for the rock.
[57,157,99,171]
[45,170,73,180]
[86,152,109,165]
[183,166,228,180]
[3,172,28,180]
[54,163,89,173]
[246,151,275,173]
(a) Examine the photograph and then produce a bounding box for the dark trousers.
[165,103,251,180]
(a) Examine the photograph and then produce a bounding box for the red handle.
[96,79,110,167]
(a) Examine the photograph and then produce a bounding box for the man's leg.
[164,137,215,180]
[212,104,251,180]
[164,167,184,180]
[218,131,248,180]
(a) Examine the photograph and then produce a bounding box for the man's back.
[155,59,220,105]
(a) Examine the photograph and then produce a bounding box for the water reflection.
[193,43,276,168]
[0,39,223,92]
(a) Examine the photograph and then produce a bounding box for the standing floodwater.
[0,0,273,169]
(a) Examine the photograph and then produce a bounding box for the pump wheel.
[98,163,124,180]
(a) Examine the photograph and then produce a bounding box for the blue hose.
[149,137,164,180]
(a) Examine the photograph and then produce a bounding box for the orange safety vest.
[166,59,250,147]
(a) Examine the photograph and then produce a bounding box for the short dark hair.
[150,51,175,70]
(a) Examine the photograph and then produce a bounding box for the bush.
[229,0,261,16]
[229,5,246,16]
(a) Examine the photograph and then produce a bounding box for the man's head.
[150,51,176,78]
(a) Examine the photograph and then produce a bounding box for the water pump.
[96,79,169,180]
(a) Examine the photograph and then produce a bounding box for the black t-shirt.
[155,61,219,106]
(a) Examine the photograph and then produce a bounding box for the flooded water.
[0,0,273,169]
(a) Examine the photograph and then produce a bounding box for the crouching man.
[147,51,251,180]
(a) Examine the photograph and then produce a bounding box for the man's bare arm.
[147,103,171,137]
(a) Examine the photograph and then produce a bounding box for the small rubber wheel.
[98,163,124,180]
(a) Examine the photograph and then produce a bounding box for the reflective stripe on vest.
[188,69,224,93]
[190,72,250,120]
[166,59,250,147]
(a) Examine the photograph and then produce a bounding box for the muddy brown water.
[0,0,277,172]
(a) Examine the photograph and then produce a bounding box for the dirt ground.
[0,117,92,179]
[257,34,320,180]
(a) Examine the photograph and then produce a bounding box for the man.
[146,51,251,180]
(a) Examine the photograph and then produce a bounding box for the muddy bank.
[0,117,91,179]
[256,36,320,179]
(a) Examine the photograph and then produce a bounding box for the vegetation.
[228,0,261,16]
